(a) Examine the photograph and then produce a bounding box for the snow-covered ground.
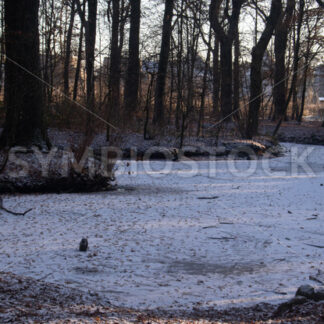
[0,143,323,311]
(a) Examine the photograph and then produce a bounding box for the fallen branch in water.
[197,196,219,200]
[304,243,324,249]
[0,197,32,216]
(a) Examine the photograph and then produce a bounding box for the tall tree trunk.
[185,18,199,121]
[175,0,184,131]
[219,39,233,118]
[63,0,76,97]
[73,19,84,101]
[297,59,309,123]
[124,0,141,123]
[0,0,49,149]
[153,0,174,127]
[85,0,97,130]
[246,0,282,139]
[0,1,4,96]
[233,29,240,118]
[143,73,155,139]
[197,30,212,137]
[212,37,220,117]
[272,0,295,121]
[107,0,121,140]
[168,47,175,125]
[290,0,304,120]
[76,0,98,133]
[210,0,245,120]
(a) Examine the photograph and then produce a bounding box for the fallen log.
[0,147,116,193]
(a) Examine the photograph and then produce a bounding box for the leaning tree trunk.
[153,0,174,127]
[124,0,141,123]
[246,0,282,139]
[0,0,49,149]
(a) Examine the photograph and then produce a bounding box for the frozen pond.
[0,143,324,310]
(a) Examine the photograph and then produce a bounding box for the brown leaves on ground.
[0,271,323,323]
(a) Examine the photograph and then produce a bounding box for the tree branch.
[0,197,33,216]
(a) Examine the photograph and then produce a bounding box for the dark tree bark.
[233,28,240,117]
[64,0,76,97]
[0,2,4,96]
[175,0,184,131]
[153,0,174,127]
[298,61,308,123]
[76,0,98,132]
[290,0,304,120]
[124,0,141,122]
[246,0,282,139]
[42,0,55,106]
[212,37,220,117]
[107,0,121,140]
[143,72,155,140]
[210,0,245,120]
[0,0,49,149]
[73,18,84,101]
[168,45,175,125]
[197,29,212,137]
[272,0,295,121]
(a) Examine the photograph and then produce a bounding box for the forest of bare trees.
[0,0,323,148]
[1,2,324,320]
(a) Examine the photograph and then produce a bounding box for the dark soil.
[1,272,323,323]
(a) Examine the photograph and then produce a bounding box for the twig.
[309,275,324,284]
[209,237,236,240]
[197,196,219,200]
[304,243,324,249]
[0,197,32,216]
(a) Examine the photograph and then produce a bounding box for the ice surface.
[0,143,323,311]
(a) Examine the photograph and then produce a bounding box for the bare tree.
[124,0,141,123]
[76,0,98,132]
[153,0,174,127]
[107,0,122,139]
[246,0,282,139]
[272,0,295,121]
[210,0,245,120]
[197,28,212,137]
[63,0,76,97]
